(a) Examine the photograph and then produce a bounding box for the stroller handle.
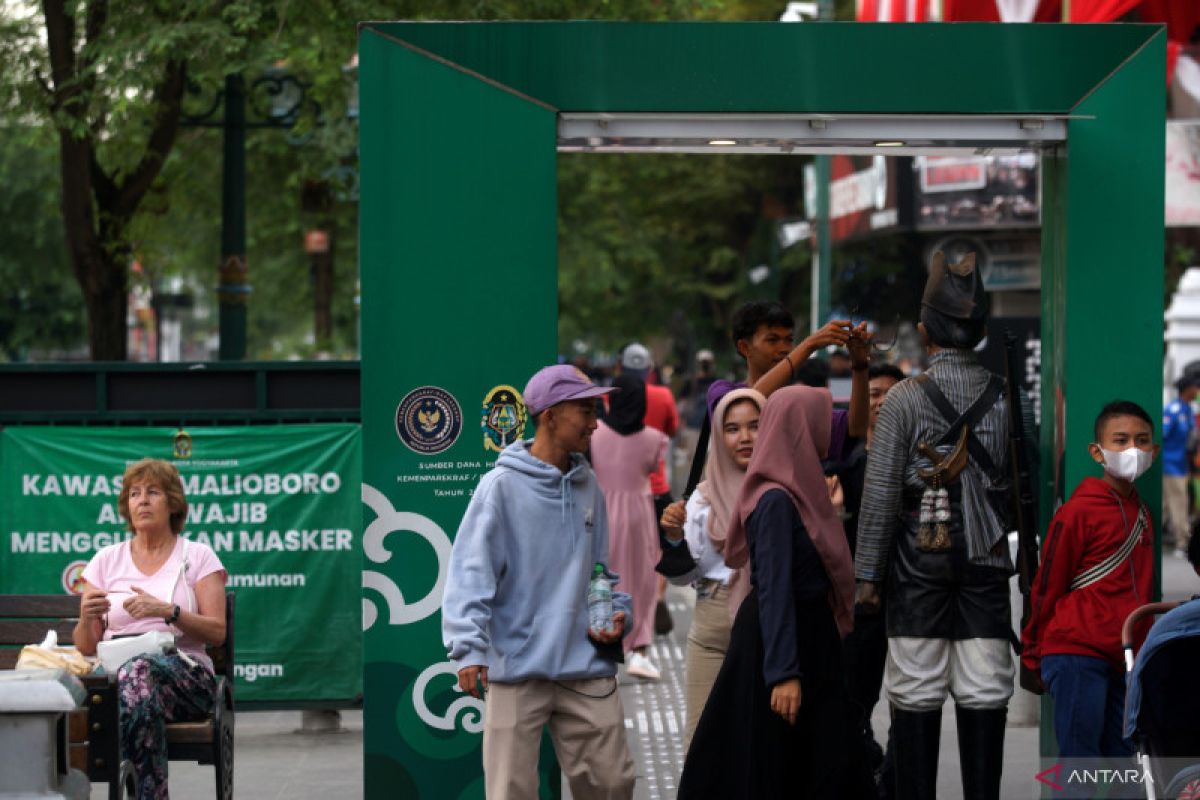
[1121,601,1182,651]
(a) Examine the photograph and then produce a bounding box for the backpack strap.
[914,373,1005,478]
[1069,504,1148,591]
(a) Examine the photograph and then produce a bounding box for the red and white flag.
[857,0,934,21]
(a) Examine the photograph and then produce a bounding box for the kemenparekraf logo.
[395,386,463,455]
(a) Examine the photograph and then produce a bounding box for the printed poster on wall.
[0,424,362,703]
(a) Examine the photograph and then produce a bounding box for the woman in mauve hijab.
[677,386,874,799]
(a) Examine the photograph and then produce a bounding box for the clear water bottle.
[587,563,613,636]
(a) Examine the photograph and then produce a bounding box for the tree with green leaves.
[0,125,85,359]
[2,0,864,362]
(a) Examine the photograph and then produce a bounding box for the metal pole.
[812,156,832,333]
[218,74,248,361]
[811,0,834,333]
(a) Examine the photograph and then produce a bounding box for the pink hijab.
[696,388,765,621]
[723,386,856,638]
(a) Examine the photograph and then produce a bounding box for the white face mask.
[1099,446,1154,482]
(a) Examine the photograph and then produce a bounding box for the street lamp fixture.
[181,70,316,361]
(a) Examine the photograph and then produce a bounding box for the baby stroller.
[1123,598,1200,800]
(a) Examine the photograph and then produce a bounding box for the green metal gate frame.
[358,21,1164,798]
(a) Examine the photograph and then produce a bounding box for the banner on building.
[914,154,1040,230]
[0,424,362,704]
[806,154,911,243]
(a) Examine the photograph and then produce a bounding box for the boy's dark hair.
[731,301,794,352]
[869,364,907,383]
[1093,400,1154,441]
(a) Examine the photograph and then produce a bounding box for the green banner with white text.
[0,424,362,703]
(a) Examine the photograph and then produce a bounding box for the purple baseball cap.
[523,365,615,416]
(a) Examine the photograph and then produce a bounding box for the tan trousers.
[684,582,732,751]
[483,676,635,800]
[1164,475,1191,551]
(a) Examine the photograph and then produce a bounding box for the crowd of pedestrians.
[441,248,1190,799]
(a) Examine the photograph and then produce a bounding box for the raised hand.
[123,586,171,620]
[660,500,687,540]
[847,321,873,367]
[801,319,852,353]
[80,586,110,621]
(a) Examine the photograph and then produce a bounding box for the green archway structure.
[358,21,1164,798]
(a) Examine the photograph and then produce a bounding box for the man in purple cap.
[443,364,637,800]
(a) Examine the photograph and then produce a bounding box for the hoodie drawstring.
[561,473,575,526]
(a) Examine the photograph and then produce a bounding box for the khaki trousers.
[683,582,731,751]
[483,676,635,800]
[1163,475,1191,550]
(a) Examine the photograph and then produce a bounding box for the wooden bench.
[0,593,235,800]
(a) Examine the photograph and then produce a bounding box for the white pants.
[885,636,1014,712]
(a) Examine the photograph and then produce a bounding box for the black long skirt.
[677,591,875,800]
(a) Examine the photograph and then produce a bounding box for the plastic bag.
[16,630,96,676]
[96,630,175,673]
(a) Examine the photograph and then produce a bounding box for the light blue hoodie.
[442,440,633,683]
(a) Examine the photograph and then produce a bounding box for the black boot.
[956,705,1006,800]
[891,707,942,800]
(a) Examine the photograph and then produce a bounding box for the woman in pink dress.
[590,372,669,680]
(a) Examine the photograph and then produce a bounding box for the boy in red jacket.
[1021,400,1158,758]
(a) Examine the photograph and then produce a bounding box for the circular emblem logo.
[395,386,463,454]
[481,385,528,453]
[62,561,88,595]
[173,430,192,459]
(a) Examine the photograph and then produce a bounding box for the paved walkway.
[91,553,1197,799]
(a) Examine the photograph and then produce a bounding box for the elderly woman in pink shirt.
[73,458,227,800]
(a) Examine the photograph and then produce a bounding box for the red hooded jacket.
[1021,476,1154,675]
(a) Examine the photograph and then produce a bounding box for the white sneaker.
[626,652,661,681]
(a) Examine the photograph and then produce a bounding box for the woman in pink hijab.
[677,386,873,799]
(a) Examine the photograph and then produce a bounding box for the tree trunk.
[83,251,129,361]
[42,0,184,361]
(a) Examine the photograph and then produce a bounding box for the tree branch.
[78,0,108,98]
[112,59,186,220]
[40,0,75,97]
[41,0,100,268]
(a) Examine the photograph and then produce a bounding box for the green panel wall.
[359,19,1166,797]
[1045,29,1165,574]
[1038,30,1165,769]
[367,21,1156,114]
[358,27,558,799]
